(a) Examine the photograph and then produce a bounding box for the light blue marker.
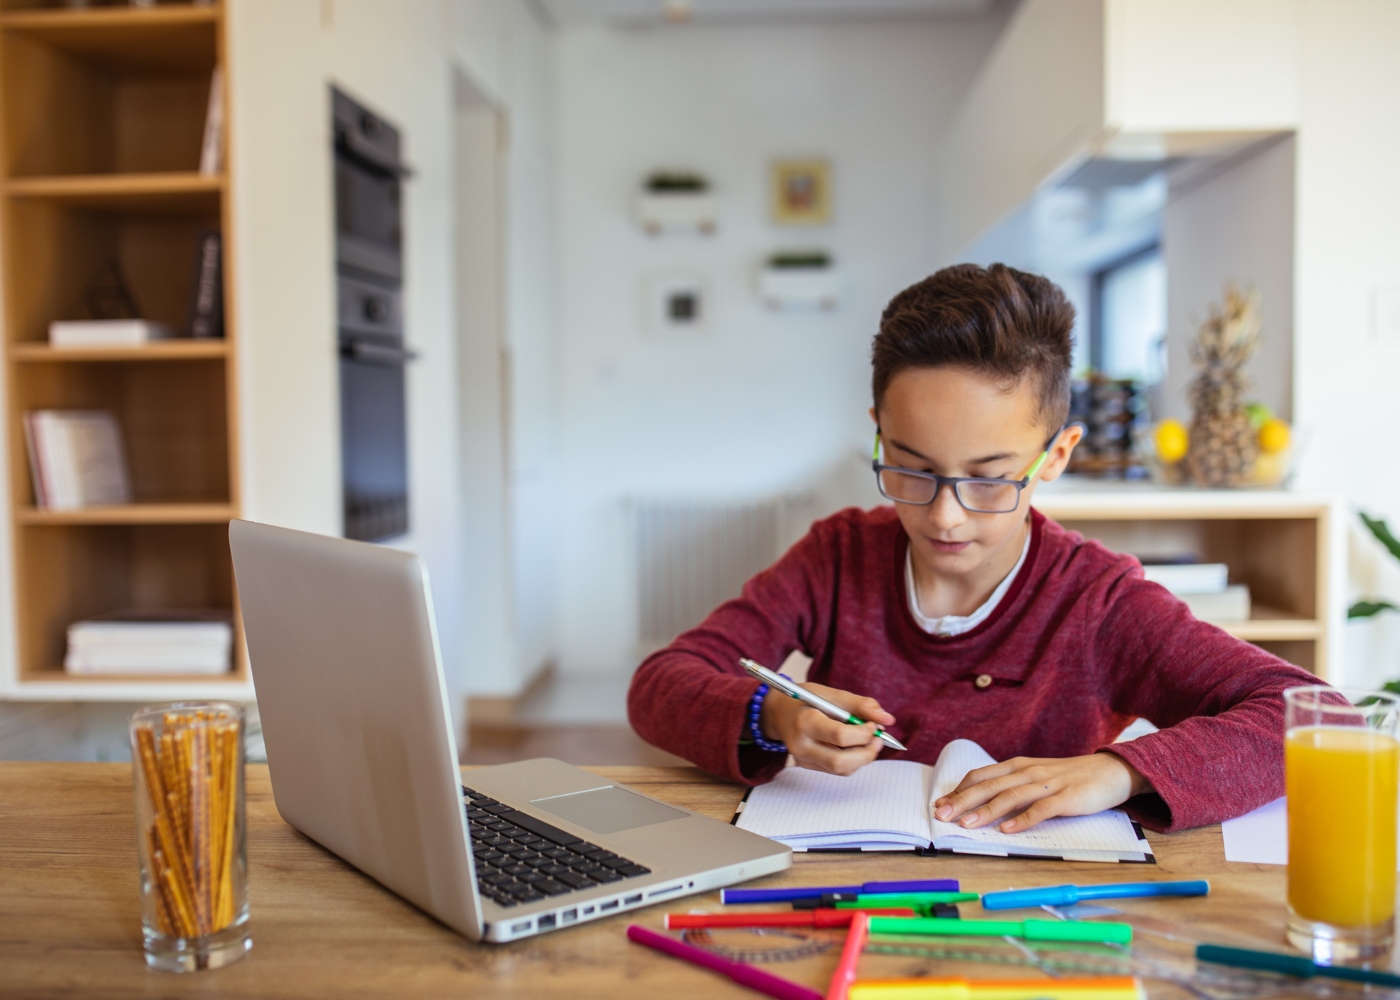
[980,879,1210,910]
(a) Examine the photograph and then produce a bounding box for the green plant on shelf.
[1351,512,1400,620]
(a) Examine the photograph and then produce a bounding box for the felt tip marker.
[724,880,958,905]
[867,916,1133,946]
[980,880,1209,911]
[847,976,1144,1000]
[741,658,908,751]
[665,908,915,930]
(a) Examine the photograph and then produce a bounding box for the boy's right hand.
[759,682,895,776]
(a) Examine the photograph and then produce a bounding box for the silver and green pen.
[739,658,908,751]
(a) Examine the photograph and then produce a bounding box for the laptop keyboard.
[462,785,652,908]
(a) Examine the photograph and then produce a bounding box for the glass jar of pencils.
[130,702,251,972]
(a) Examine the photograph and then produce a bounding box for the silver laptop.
[229,519,789,943]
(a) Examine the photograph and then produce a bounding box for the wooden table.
[0,762,1346,998]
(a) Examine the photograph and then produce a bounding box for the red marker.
[665,908,915,930]
[828,910,871,1000]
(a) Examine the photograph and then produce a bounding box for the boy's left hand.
[933,752,1152,833]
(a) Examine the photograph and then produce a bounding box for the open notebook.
[733,739,1153,863]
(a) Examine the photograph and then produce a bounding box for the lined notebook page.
[928,739,1145,860]
[735,760,932,850]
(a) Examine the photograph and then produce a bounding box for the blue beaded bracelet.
[748,682,788,753]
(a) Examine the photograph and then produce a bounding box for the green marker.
[835,892,979,912]
[868,916,1133,946]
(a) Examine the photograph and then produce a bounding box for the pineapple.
[1185,286,1261,488]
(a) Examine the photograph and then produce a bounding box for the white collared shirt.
[905,530,1031,637]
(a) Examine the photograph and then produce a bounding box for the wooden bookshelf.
[1033,485,1345,680]
[0,1,247,701]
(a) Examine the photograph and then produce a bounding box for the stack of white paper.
[65,612,232,675]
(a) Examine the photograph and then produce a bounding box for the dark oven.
[332,87,412,542]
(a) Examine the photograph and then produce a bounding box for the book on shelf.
[1180,585,1252,624]
[48,319,174,348]
[64,610,233,676]
[186,229,224,338]
[23,410,131,511]
[1141,561,1229,594]
[199,66,224,176]
[1139,560,1250,623]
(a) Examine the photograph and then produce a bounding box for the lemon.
[1253,451,1284,486]
[1154,419,1190,464]
[1258,417,1291,455]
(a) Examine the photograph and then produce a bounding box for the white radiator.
[634,499,783,647]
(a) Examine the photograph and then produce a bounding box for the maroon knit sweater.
[628,506,1319,832]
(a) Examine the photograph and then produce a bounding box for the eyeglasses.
[871,428,1061,514]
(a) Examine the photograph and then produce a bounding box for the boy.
[628,263,1318,834]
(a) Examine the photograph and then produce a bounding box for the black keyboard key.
[466,808,491,821]
[580,848,611,861]
[574,842,601,853]
[482,804,513,816]
[535,880,572,896]
[487,893,517,908]
[515,835,546,847]
[481,873,513,887]
[554,871,596,890]
[503,864,531,877]
[481,835,510,848]
[504,882,536,897]
[476,850,506,864]
[591,869,623,883]
[601,857,632,870]
[518,891,546,903]
[520,871,549,884]
[616,864,651,878]
[574,864,605,876]
[541,865,571,878]
[485,820,512,832]
[497,810,582,847]
[541,847,569,860]
[504,846,533,859]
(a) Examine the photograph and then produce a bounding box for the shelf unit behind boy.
[0,2,248,701]
[1033,490,1344,681]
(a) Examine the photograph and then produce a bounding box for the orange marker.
[665,908,915,930]
[828,911,871,1000]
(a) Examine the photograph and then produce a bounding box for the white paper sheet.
[1221,796,1288,864]
[1221,796,1400,869]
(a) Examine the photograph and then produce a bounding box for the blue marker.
[722,879,959,905]
[980,880,1210,910]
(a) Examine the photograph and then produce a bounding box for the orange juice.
[1286,725,1399,927]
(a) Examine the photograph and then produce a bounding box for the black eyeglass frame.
[871,426,1064,514]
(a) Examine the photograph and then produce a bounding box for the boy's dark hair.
[872,263,1075,430]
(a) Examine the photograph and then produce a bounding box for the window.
[1092,245,1166,383]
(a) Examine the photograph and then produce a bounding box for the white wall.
[228,0,558,726]
[553,14,1006,675]
[1292,0,1400,686]
[936,0,1105,264]
[1162,135,1295,424]
[1104,0,1299,133]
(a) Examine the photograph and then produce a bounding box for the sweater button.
[974,673,993,690]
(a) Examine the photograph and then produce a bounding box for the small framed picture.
[770,159,831,226]
[644,271,709,337]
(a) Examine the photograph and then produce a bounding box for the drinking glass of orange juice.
[1285,685,1400,961]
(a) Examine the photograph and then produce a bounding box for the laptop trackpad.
[530,785,687,835]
